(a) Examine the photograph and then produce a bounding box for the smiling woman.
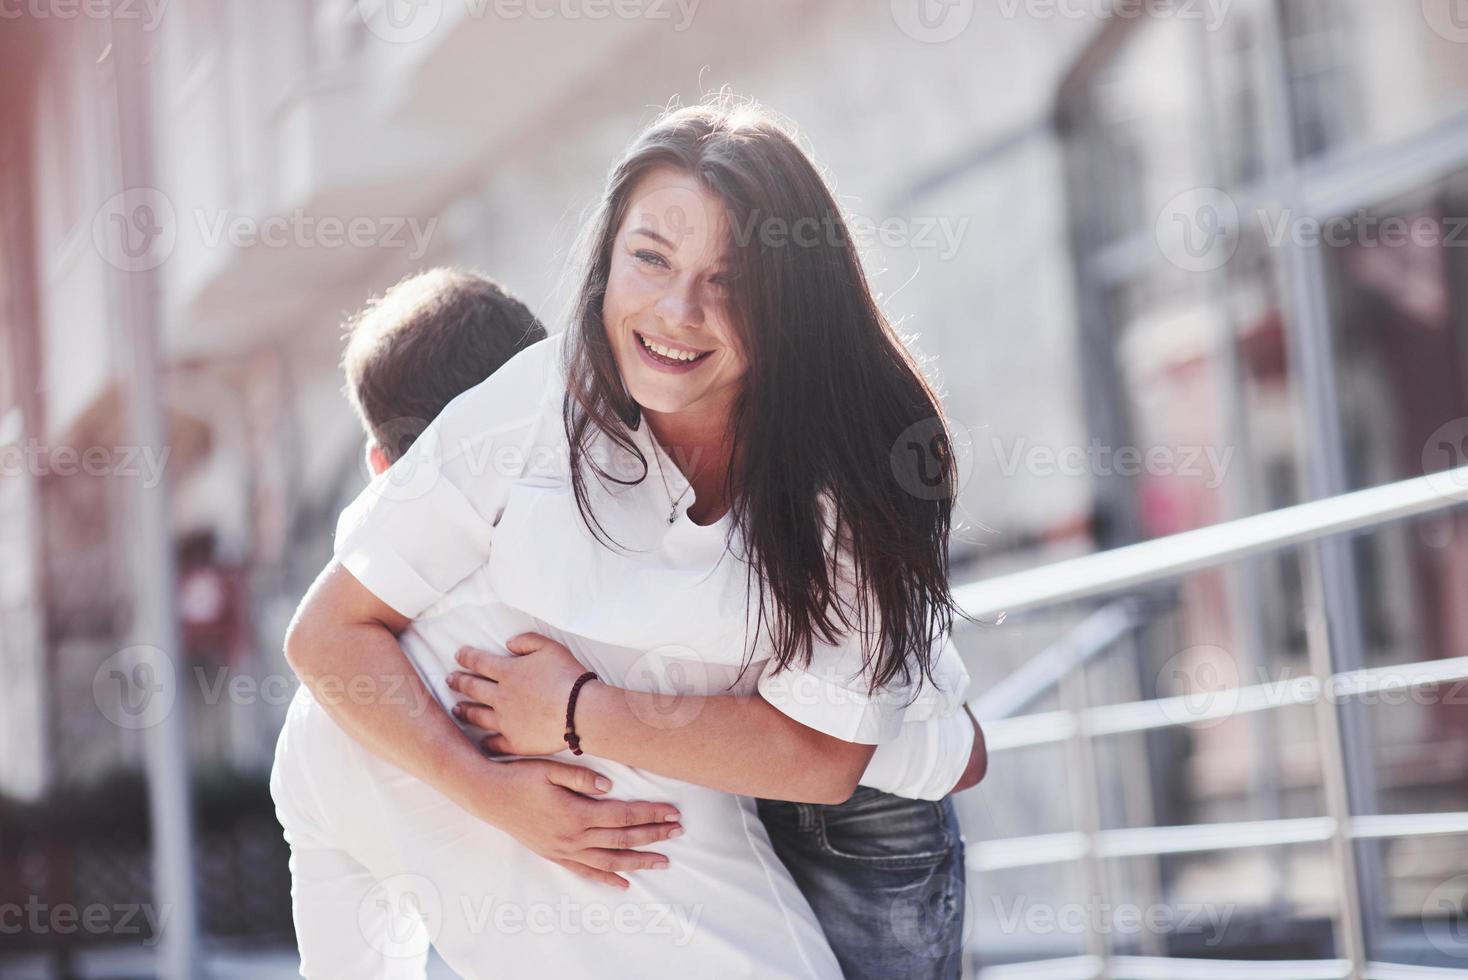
[562,103,965,681]
[277,94,980,980]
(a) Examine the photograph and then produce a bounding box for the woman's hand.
[449,633,595,756]
[478,758,682,889]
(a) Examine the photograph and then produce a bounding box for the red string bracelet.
[563,671,599,756]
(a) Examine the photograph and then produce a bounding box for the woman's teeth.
[638,333,708,362]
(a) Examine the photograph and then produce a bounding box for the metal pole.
[106,17,202,980]
[1253,4,1370,973]
[1186,10,1291,914]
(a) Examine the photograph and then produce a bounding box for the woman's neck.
[643,408,736,524]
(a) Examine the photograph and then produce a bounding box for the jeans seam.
[796,802,818,833]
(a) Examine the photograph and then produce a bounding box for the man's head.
[342,268,547,476]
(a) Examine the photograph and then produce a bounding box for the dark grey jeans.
[756,787,967,980]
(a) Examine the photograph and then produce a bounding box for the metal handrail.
[954,466,1468,622]
[957,464,1468,979]
[971,600,1143,721]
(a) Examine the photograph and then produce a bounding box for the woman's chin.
[628,384,699,416]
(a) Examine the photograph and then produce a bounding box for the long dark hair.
[562,97,962,694]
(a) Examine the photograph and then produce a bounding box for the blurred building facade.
[963,1,1468,975]
[2,0,1468,976]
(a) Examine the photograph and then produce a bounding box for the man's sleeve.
[332,336,558,618]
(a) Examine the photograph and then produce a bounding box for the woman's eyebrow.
[630,226,682,250]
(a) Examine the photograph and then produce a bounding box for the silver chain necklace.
[651,444,694,524]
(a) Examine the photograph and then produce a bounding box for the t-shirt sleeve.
[758,619,971,744]
[757,497,970,743]
[332,334,563,619]
[859,702,976,800]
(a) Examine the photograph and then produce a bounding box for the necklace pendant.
[668,503,677,524]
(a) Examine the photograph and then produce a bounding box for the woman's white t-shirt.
[334,330,972,799]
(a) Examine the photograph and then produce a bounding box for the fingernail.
[594,777,612,792]
[668,828,684,839]
[664,812,681,822]
[452,704,464,717]
[653,859,670,869]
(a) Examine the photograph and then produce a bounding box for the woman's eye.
[634,250,669,269]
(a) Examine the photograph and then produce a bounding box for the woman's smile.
[632,328,716,373]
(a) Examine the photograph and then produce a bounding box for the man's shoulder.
[432,330,568,447]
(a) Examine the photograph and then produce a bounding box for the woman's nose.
[654,278,704,329]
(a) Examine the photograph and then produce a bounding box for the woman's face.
[602,166,748,423]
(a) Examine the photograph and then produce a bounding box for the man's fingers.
[581,822,684,850]
[505,632,550,656]
[590,799,682,828]
[456,702,497,730]
[455,645,502,679]
[542,761,613,796]
[552,858,628,890]
[447,671,498,705]
[581,848,670,872]
[482,734,512,755]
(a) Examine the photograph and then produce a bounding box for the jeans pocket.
[816,789,956,867]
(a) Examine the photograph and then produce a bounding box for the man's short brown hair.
[342,268,547,463]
